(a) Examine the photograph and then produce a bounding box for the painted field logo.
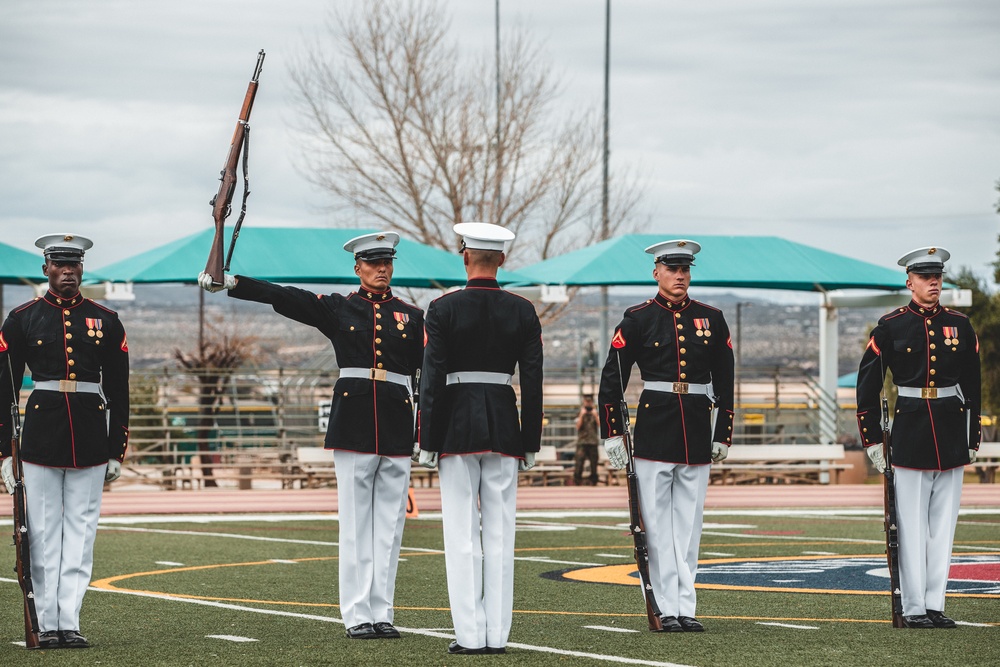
[556,554,1000,599]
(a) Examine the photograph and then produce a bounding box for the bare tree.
[290,0,642,267]
[174,333,258,487]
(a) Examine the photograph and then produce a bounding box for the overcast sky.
[2,0,998,285]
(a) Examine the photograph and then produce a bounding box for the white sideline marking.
[207,634,258,642]
[802,551,838,556]
[957,621,995,627]
[80,587,698,667]
[702,552,735,557]
[269,559,298,564]
[771,579,804,583]
[156,561,185,566]
[516,556,604,567]
[757,622,818,630]
[585,625,640,634]
[596,553,630,559]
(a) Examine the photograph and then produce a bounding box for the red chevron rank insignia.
[0,331,7,352]
[611,329,626,349]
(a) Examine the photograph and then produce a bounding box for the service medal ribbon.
[393,312,409,324]
[942,326,958,339]
[693,318,710,331]
[85,318,103,330]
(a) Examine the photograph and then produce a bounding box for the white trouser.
[635,459,711,619]
[333,450,411,628]
[22,462,106,632]
[893,466,963,616]
[439,453,518,650]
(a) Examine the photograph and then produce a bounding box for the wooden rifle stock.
[10,403,40,649]
[880,395,905,628]
[205,50,265,284]
[621,398,664,631]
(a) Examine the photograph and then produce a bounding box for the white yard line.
[757,622,818,630]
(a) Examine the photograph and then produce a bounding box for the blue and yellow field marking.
[559,553,1000,600]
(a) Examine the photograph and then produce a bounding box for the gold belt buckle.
[921,387,937,399]
[59,380,78,393]
[672,382,689,394]
[369,368,387,382]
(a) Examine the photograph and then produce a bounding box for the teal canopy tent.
[516,235,908,291]
[0,241,44,285]
[94,227,526,288]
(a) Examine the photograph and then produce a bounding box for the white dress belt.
[339,367,412,390]
[33,380,103,394]
[446,371,513,385]
[643,381,714,397]
[896,384,961,400]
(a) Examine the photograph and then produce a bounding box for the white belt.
[339,367,412,389]
[896,384,960,400]
[33,380,102,394]
[446,372,513,385]
[644,381,714,397]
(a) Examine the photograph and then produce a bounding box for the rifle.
[880,393,904,628]
[204,50,266,285]
[617,352,664,631]
[10,401,40,649]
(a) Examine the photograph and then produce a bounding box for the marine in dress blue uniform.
[417,222,543,655]
[198,232,423,640]
[1,234,129,649]
[856,246,980,629]
[598,239,734,633]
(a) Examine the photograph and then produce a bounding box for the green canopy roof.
[94,227,526,288]
[0,241,45,284]
[517,234,908,292]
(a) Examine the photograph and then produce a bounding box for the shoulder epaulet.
[881,308,908,323]
[88,299,119,316]
[11,298,42,314]
[626,300,654,314]
[691,299,723,313]
[942,307,969,320]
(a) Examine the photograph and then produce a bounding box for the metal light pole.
[599,0,612,355]
[493,0,502,221]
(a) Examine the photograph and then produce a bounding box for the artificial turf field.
[1,505,998,666]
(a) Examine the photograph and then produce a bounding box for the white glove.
[969,449,977,465]
[603,436,627,470]
[411,443,421,463]
[518,452,536,472]
[418,449,438,469]
[711,442,729,462]
[198,271,236,293]
[1,457,14,494]
[866,444,886,473]
[105,459,122,482]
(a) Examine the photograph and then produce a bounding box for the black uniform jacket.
[230,277,422,457]
[856,300,981,471]
[0,291,130,468]
[419,278,544,457]
[598,293,735,465]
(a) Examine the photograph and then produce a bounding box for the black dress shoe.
[485,646,507,654]
[655,616,685,632]
[926,610,957,628]
[372,622,401,638]
[345,623,379,639]
[60,630,90,648]
[677,616,705,632]
[38,631,61,649]
[902,615,935,629]
[447,640,488,654]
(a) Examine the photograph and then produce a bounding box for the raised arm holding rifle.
[204,49,265,287]
[856,245,980,629]
[598,239,734,633]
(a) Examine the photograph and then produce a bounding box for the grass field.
[2,504,998,666]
